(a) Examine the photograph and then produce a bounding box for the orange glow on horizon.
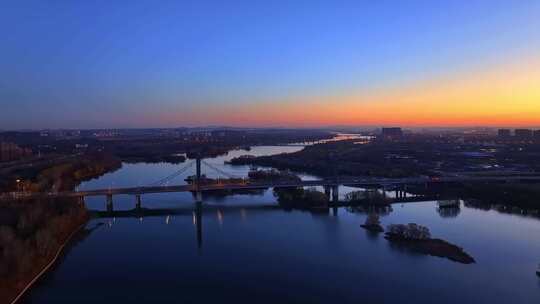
[163,56,540,128]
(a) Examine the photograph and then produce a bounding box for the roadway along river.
[24,145,540,303]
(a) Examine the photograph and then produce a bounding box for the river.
[24,144,540,303]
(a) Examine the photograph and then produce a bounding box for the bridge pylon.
[196,157,202,185]
[324,185,332,200]
[195,156,203,204]
[331,185,339,204]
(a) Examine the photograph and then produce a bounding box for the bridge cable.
[148,161,195,186]
[201,160,242,180]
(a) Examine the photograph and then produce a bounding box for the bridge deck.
[2,175,540,201]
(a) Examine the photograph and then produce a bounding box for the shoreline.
[384,233,476,264]
[9,221,88,304]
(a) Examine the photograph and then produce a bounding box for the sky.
[1,0,540,129]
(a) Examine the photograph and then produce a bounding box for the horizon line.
[2,125,540,132]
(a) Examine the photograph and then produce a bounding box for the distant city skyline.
[1,1,540,129]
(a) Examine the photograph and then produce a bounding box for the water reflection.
[217,209,224,226]
[17,142,540,303]
[436,200,462,218]
[347,204,393,216]
[22,196,540,304]
[436,206,461,218]
[464,199,540,219]
[84,192,540,267]
[364,228,381,242]
[385,237,431,260]
[195,202,203,251]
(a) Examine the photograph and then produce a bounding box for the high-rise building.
[498,129,511,137]
[534,130,540,138]
[515,129,533,138]
[0,142,32,162]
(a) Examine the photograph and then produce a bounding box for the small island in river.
[384,224,476,264]
[360,213,385,233]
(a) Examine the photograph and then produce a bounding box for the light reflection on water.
[26,198,540,304]
[25,145,540,304]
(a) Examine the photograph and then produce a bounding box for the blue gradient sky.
[1,1,540,129]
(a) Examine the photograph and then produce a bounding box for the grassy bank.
[0,199,89,303]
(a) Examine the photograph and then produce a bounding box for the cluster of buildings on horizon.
[381,127,404,140]
[498,128,540,139]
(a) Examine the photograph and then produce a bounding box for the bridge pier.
[324,185,332,200]
[403,185,408,198]
[395,188,407,199]
[106,194,113,212]
[331,185,339,204]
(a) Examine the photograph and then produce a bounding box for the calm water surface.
[25,146,540,303]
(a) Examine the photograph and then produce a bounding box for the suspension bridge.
[3,157,540,206]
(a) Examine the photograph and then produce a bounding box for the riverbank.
[0,153,122,193]
[228,140,424,177]
[8,221,88,304]
[0,199,89,303]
